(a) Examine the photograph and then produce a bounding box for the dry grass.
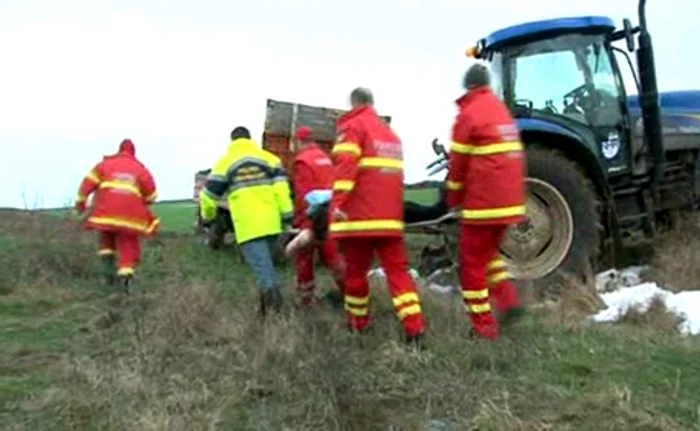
[617,295,684,333]
[646,215,700,292]
[2,210,700,430]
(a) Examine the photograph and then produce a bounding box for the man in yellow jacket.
[199,126,294,315]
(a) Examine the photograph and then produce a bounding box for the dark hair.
[463,64,491,90]
[230,126,251,140]
[350,87,374,106]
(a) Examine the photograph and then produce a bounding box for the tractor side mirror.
[622,18,636,52]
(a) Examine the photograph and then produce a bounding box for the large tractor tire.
[501,148,601,297]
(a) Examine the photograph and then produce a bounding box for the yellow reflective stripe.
[463,289,489,300]
[451,141,523,156]
[98,249,115,256]
[357,157,403,169]
[461,205,526,220]
[489,270,511,284]
[332,142,361,156]
[145,190,158,202]
[99,181,142,197]
[488,259,506,270]
[393,292,419,307]
[344,304,369,316]
[76,194,87,203]
[345,295,369,305]
[446,180,463,191]
[330,219,404,232]
[117,267,134,276]
[88,216,160,234]
[86,171,101,183]
[467,302,492,313]
[333,180,355,191]
[397,304,422,320]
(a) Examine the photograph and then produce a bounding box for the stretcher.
[285,189,459,258]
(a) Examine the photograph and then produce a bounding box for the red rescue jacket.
[446,87,526,225]
[329,105,405,238]
[76,148,160,237]
[292,143,334,229]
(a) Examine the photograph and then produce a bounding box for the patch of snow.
[591,266,700,335]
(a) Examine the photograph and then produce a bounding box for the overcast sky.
[0,0,697,208]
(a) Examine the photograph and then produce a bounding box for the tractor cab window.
[495,33,623,127]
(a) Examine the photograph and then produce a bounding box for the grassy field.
[2,192,700,429]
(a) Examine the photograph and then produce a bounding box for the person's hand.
[75,201,86,214]
[281,212,294,230]
[332,207,348,221]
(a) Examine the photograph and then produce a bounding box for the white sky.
[0,0,697,208]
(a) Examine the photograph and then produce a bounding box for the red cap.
[295,126,312,141]
[119,139,135,156]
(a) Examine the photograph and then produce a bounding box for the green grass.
[2,203,700,430]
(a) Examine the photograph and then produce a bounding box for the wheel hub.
[500,178,574,280]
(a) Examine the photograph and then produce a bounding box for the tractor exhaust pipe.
[636,0,665,189]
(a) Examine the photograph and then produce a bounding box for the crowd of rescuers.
[75,63,526,350]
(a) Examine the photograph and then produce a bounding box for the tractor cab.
[470,17,634,174]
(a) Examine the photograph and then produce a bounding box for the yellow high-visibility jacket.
[199,138,294,244]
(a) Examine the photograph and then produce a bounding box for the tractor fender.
[517,118,611,202]
[516,118,622,265]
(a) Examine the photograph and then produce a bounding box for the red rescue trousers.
[340,237,425,336]
[295,239,345,305]
[459,224,520,340]
[97,231,142,277]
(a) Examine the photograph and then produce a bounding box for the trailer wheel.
[500,148,600,296]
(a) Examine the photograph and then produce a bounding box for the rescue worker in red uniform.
[75,139,159,291]
[330,87,426,348]
[291,126,346,308]
[446,64,526,340]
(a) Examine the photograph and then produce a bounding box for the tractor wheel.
[198,212,228,250]
[500,148,601,297]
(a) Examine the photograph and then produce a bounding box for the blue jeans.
[239,235,280,293]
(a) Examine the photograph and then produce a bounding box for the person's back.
[330,103,404,237]
[292,127,334,229]
[80,141,159,236]
[450,80,525,226]
[203,132,293,245]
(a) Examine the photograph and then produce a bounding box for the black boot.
[499,306,526,326]
[117,275,133,295]
[100,255,117,286]
[259,289,283,316]
[323,290,345,310]
[405,332,425,351]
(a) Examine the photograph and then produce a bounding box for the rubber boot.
[323,289,345,310]
[405,332,425,351]
[499,306,526,326]
[117,275,133,295]
[259,288,283,316]
[100,255,117,286]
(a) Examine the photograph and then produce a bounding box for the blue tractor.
[446,0,700,289]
